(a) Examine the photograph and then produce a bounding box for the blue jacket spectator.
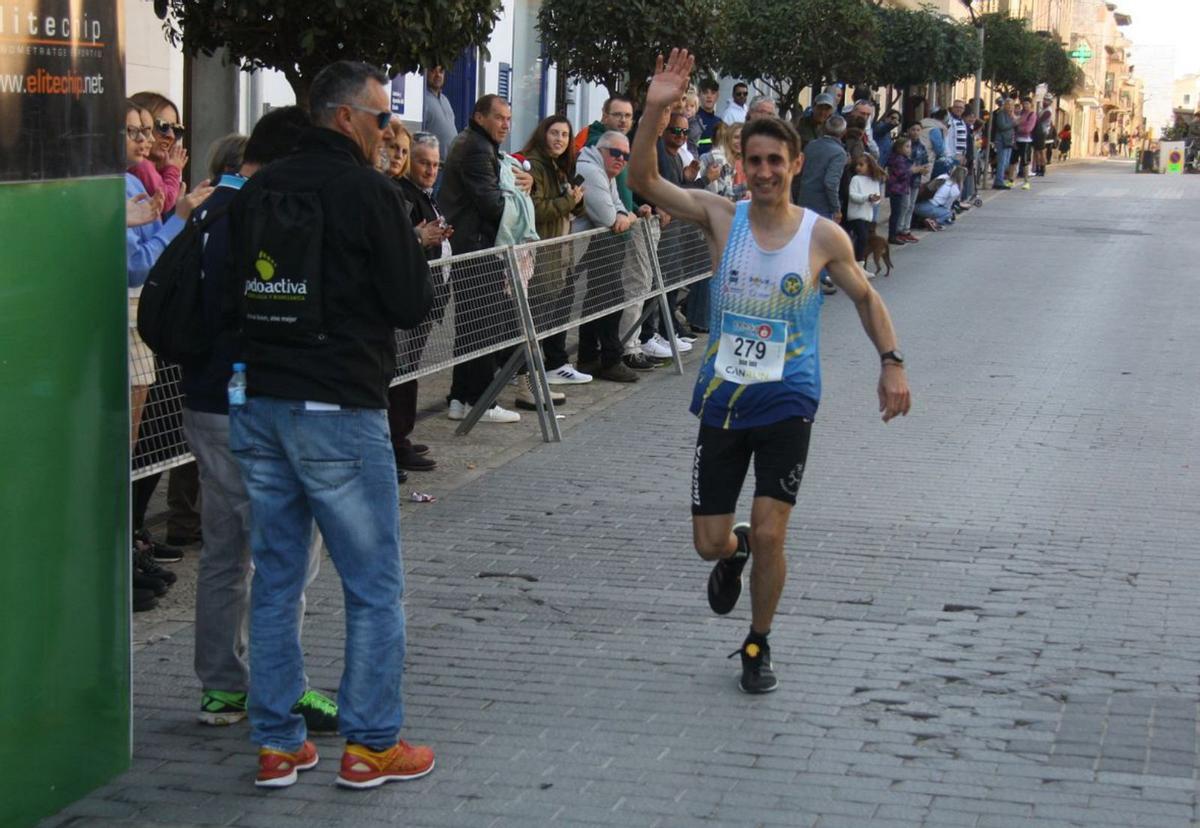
[126,173,185,288]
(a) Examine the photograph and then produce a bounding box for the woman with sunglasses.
[129,91,188,213]
[124,99,213,608]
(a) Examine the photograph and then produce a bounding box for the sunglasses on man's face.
[326,102,392,130]
[666,126,688,136]
[154,118,186,137]
[606,148,631,162]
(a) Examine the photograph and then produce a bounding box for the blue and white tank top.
[690,201,824,429]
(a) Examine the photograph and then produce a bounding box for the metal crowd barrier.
[130,217,714,478]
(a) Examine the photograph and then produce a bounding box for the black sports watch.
[880,350,905,366]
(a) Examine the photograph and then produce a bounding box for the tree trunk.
[779,88,793,122]
[626,74,646,109]
[286,69,312,111]
[555,72,570,117]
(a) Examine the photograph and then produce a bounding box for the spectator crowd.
[123,58,1075,790]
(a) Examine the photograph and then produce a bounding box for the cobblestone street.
[47,161,1200,827]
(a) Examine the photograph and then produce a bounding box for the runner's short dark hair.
[698,78,720,94]
[739,117,801,161]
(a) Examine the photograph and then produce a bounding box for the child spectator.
[846,154,885,271]
[885,137,913,245]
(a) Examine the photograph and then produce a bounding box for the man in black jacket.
[437,93,530,423]
[182,105,342,737]
[227,60,435,791]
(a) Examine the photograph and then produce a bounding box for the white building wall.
[124,0,182,105]
[483,0,516,97]
[510,0,546,149]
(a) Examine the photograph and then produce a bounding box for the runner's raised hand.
[646,48,695,111]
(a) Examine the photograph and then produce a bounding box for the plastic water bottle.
[227,363,247,407]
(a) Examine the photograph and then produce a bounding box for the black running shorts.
[691,416,813,516]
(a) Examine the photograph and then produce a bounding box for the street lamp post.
[962,0,985,113]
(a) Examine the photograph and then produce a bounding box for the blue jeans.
[994,145,1012,186]
[901,187,917,232]
[913,201,953,225]
[230,396,405,752]
[888,194,905,238]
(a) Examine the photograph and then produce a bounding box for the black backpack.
[136,203,231,363]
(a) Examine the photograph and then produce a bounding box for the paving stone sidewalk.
[47,162,1200,827]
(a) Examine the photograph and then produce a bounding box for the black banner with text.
[0,0,123,180]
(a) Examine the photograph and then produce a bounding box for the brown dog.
[865,226,894,277]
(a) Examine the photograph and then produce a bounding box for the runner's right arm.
[816,220,911,422]
[628,50,733,233]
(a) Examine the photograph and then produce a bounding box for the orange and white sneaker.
[255,740,319,788]
[336,740,435,789]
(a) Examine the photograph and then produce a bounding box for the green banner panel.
[0,176,130,826]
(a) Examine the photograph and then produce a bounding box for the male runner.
[629,49,912,694]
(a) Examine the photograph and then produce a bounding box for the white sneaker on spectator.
[671,334,694,353]
[546,364,593,384]
[642,335,673,359]
[448,399,468,421]
[479,404,521,424]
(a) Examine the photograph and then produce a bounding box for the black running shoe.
[133,544,178,585]
[133,587,159,613]
[133,569,169,597]
[135,529,184,563]
[707,522,751,615]
[730,639,779,694]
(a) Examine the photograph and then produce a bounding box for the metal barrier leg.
[516,342,553,443]
[527,344,560,442]
[455,347,525,437]
[505,246,561,443]
[639,217,685,376]
[619,302,657,349]
[656,289,685,376]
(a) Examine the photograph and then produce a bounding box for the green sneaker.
[199,690,248,726]
[293,689,339,735]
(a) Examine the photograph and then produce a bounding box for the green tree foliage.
[939,17,982,85]
[713,0,880,120]
[158,0,503,105]
[873,5,980,91]
[979,12,1044,95]
[1041,37,1082,97]
[537,0,718,105]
